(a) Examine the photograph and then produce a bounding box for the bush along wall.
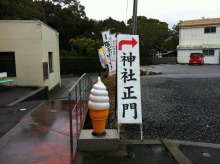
[153,57,177,65]
[140,57,153,65]
[60,57,154,75]
[60,57,103,75]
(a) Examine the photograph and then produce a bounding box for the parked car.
[189,53,204,65]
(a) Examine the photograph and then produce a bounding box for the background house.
[177,18,220,64]
[0,20,61,90]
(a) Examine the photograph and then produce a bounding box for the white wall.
[178,24,220,64]
[180,26,220,45]
[0,20,61,90]
[0,21,41,39]
[177,49,202,63]
[204,49,220,64]
[15,39,43,86]
[41,24,61,90]
[178,49,220,64]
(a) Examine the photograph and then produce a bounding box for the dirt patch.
[101,75,117,129]
[84,75,117,130]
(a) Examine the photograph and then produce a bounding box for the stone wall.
[153,57,177,65]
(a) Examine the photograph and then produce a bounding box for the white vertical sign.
[117,34,142,124]
[111,34,117,62]
[102,30,116,76]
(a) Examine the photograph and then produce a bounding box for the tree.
[69,37,97,57]
[0,0,179,56]
[127,16,170,57]
[172,20,182,33]
[49,0,85,18]
[163,35,179,51]
[0,0,91,51]
[163,21,181,51]
[36,0,88,50]
[0,0,46,21]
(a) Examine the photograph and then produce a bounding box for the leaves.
[69,38,97,57]
[0,1,179,55]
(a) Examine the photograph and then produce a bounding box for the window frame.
[0,52,16,77]
[48,52,54,73]
[204,26,216,33]
[203,49,215,56]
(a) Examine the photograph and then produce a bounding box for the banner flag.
[98,46,107,69]
[101,30,116,76]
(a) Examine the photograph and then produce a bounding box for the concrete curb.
[75,139,220,164]
[6,87,47,106]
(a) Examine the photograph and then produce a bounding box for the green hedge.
[60,57,153,75]
[140,57,153,65]
[60,57,103,75]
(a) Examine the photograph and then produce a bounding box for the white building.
[177,18,220,64]
[0,20,61,90]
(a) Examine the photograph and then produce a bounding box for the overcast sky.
[79,0,220,29]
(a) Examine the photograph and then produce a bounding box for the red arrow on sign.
[118,37,138,50]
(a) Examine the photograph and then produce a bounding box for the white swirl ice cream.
[88,77,110,110]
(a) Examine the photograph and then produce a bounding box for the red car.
[189,53,204,65]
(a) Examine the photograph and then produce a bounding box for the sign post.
[117,34,143,140]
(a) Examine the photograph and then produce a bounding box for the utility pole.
[132,0,138,35]
[132,0,143,141]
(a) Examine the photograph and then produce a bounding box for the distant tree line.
[0,0,180,57]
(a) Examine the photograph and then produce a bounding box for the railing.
[68,73,93,146]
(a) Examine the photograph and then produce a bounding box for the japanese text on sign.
[117,34,142,124]
[101,31,116,76]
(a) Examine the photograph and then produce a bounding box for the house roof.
[180,18,220,27]
[177,44,220,49]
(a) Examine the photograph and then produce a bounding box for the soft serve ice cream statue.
[88,77,110,136]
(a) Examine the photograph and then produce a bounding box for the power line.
[125,0,128,24]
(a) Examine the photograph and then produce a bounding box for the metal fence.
[68,73,93,146]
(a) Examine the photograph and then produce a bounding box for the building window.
[48,52,54,73]
[0,52,16,77]
[203,49,214,56]
[43,62,49,80]
[204,26,216,33]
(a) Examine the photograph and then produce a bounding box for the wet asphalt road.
[122,64,220,144]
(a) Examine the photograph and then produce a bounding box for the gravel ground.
[122,74,220,144]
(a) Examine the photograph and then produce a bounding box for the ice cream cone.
[88,77,110,136]
[89,109,109,135]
